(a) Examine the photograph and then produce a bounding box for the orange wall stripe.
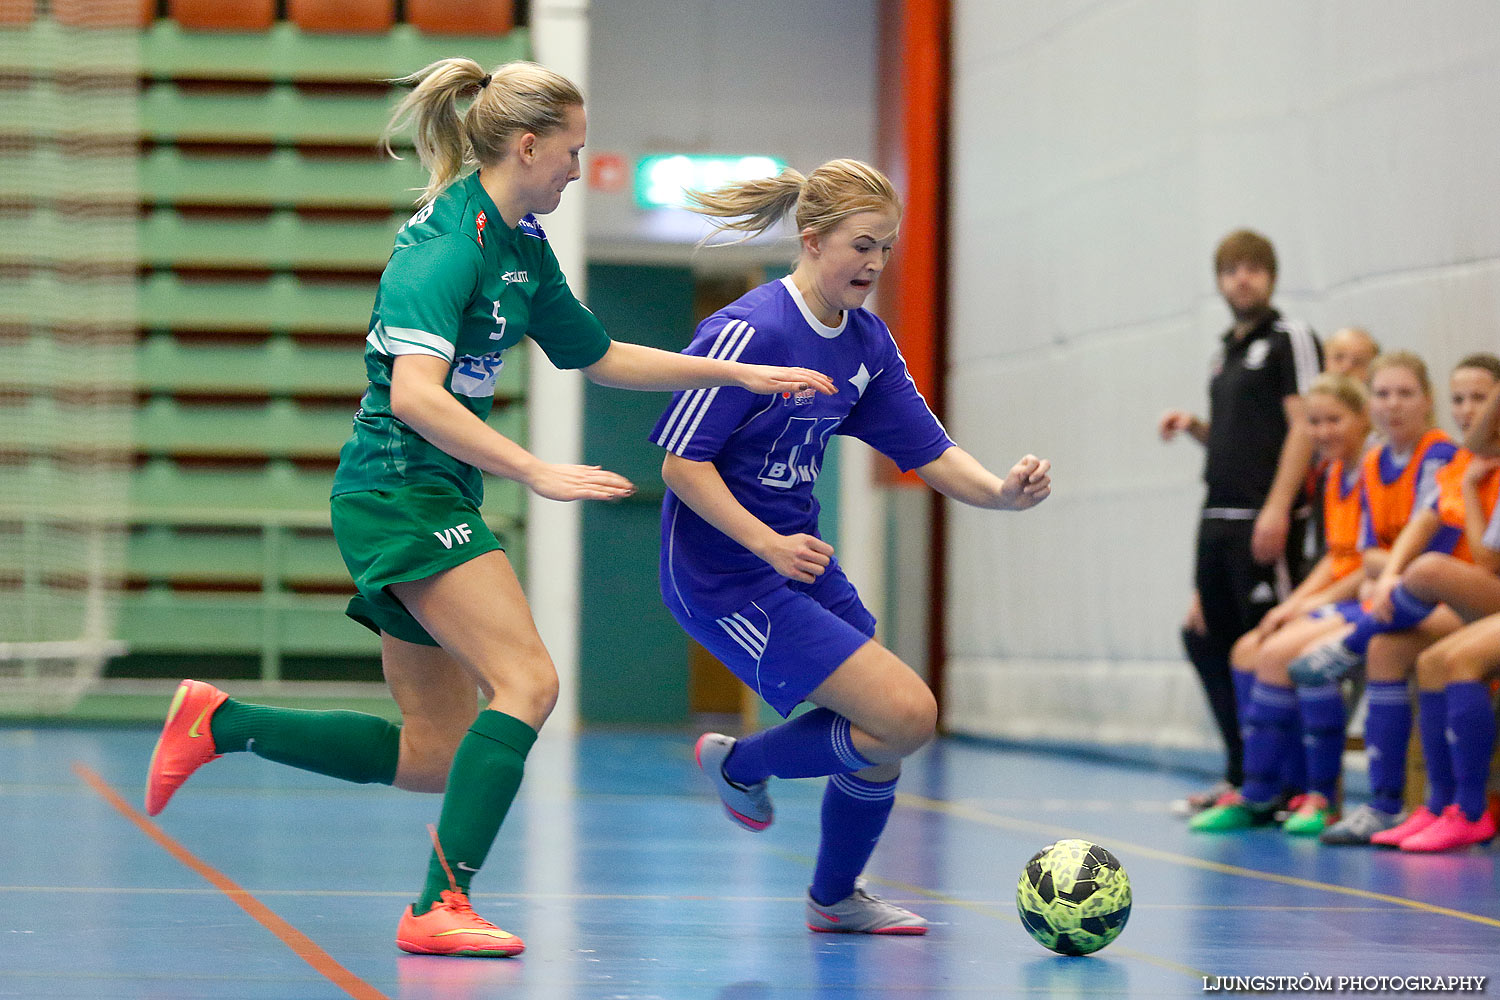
[877,0,950,486]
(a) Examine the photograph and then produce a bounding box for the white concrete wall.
[945,2,1500,749]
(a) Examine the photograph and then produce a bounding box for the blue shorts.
[665,566,876,718]
[1309,600,1362,622]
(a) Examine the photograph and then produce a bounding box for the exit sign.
[635,154,788,209]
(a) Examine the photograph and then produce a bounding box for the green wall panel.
[577,264,696,725]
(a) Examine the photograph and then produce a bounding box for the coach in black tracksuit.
[1159,230,1322,808]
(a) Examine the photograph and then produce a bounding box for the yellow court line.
[897,792,1500,931]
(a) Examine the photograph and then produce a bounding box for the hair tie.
[478,74,492,88]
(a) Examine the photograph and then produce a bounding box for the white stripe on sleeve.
[657,320,756,454]
[368,323,456,362]
[1282,319,1320,393]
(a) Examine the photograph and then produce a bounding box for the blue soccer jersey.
[651,276,954,616]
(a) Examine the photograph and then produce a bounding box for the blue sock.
[724,708,874,784]
[1363,682,1411,815]
[1241,682,1298,805]
[809,772,898,906]
[1280,709,1307,795]
[1232,669,1255,727]
[1418,690,1454,813]
[1343,585,1438,656]
[1297,684,1345,801]
[1446,682,1497,822]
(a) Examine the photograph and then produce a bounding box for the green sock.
[414,709,537,915]
[209,699,400,786]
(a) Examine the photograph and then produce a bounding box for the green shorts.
[330,484,504,646]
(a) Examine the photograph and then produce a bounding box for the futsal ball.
[1015,839,1131,956]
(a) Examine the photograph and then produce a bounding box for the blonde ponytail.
[382,58,584,206]
[689,158,901,248]
[688,169,807,245]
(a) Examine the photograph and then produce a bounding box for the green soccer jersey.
[331,171,611,505]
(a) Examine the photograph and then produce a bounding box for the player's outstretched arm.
[584,341,836,396]
[660,452,833,583]
[391,354,635,502]
[914,447,1051,511]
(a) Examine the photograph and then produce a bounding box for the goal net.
[0,0,136,713]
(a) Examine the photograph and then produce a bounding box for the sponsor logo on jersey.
[451,352,505,398]
[517,215,547,240]
[434,523,473,549]
[781,387,816,405]
[501,270,530,285]
[475,210,487,248]
[757,416,841,489]
[401,202,434,231]
[1244,338,1270,370]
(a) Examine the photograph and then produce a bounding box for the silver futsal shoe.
[806,881,929,935]
[1319,802,1401,845]
[694,732,773,831]
[1288,641,1364,686]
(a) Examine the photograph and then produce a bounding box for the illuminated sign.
[635,154,788,209]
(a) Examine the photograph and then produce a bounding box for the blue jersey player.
[652,159,1052,934]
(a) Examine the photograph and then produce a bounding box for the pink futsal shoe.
[694,733,773,831]
[1398,804,1497,853]
[1369,806,1439,847]
[145,679,228,816]
[396,890,525,958]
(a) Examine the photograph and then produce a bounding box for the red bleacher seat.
[288,0,395,34]
[167,0,275,31]
[406,0,513,36]
[0,0,35,26]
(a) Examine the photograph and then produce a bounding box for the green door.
[577,263,696,724]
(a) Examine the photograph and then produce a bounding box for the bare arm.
[1258,555,1362,634]
[1364,508,1442,620]
[582,340,836,396]
[913,447,1051,511]
[1461,457,1500,575]
[391,354,634,501]
[660,452,833,583]
[1158,409,1209,445]
[1251,394,1316,564]
[1465,382,1500,457]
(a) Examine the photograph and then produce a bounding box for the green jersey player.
[144,57,835,958]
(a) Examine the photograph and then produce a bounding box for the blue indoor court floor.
[2,724,1498,999]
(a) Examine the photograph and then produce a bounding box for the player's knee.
[1415,644,1448,687]
[1444,642,1490,685]
[1401,552,1445,597]
[885,685,938,757]
[1230,633,1256,670]
[1253,651,1290,686]
[508,662,559,723]
[479,642,559,722]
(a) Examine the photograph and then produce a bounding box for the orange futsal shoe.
[396,890,526,957]
[145,679,228,816]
